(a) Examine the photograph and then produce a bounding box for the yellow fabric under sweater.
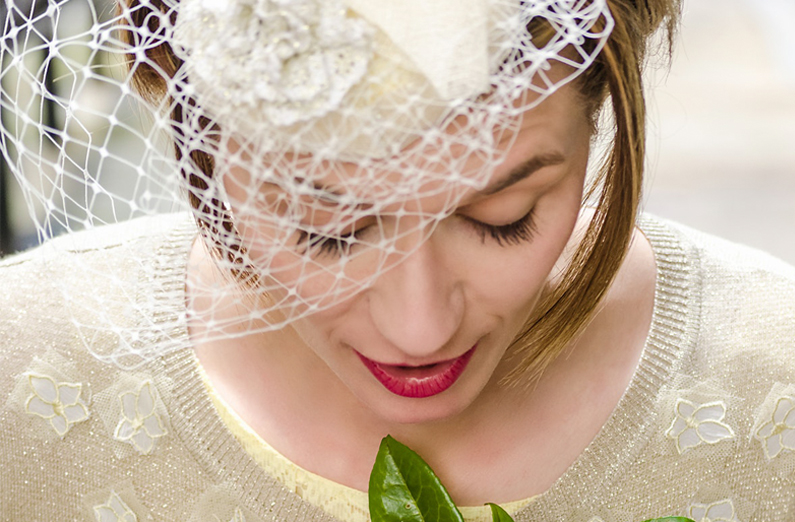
[199,364,535,522]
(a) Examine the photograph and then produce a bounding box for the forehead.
[225,80,587,210]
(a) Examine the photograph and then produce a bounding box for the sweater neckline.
[514,216,701,520]
[157,214,701,521]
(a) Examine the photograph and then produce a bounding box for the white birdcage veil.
[1,0,614,368]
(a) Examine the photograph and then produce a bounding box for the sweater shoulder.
[667,219,795,283]
[0,216,239,521]
[649,216,795,387]
[0,213,196,382]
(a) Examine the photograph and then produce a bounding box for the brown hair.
[119,0,681,385]
[504,0,681,385]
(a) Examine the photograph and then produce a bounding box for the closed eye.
[461,208,537,246]
[295,223,374,258]
[296,208,538,259]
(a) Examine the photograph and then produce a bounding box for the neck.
[193,315,519,488]
[187,226,656,506]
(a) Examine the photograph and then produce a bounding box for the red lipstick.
[357,346,476,398]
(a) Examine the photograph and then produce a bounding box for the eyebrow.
[287,151,566,207]
[476,152,567,197]
[288,177,360,206]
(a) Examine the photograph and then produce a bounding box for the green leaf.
[368,435,465,522]
[641,518,695,522]
[487,503,515,522]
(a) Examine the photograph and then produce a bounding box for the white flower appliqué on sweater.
[215,507,247,522]
[25,373,89,438]
[688,499,740,522]
[113,381,167,454]
[93,491,137,522]
[666,399,735,454]
[754,395,795,460]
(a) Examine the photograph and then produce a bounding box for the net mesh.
[1,0,613,367]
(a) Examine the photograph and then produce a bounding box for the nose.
[367,234,465,360]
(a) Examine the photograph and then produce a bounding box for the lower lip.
[357,346,476,399]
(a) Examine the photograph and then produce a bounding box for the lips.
[356,346,476,398]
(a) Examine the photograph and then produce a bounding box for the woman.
[1,0,794,521]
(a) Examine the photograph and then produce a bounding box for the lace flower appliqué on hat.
[25,373,90,438]
[113,381,167,455]
[172,0,373,127]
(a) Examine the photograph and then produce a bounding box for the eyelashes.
[296,209,538,259]
[295,227,368,258]
[462,208,538,247]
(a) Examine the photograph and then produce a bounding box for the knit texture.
[1,213,794,521]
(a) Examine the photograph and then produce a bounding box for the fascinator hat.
[1,0,614,367]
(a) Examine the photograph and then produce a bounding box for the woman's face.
[223,83,593,425]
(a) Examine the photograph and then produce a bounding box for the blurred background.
[642,0,795,264]
[1,0,794,262]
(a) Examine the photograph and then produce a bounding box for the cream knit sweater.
[1,213,794,522]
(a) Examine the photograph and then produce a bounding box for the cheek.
[458,177,584,318]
